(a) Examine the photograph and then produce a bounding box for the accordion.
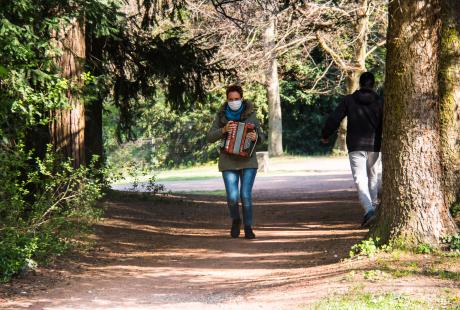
[222,121,258,158]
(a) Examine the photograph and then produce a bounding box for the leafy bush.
[450,203,460,217]
[0,144,103,282]
[415,243,433,254]
[442,235,460,252]
[350,238,381,258]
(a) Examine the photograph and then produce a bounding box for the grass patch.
[111,155,351,185]
[363,269,391,282]
[104,189,171,203]
[425,268,460,281]
[156,175,219,182]
[175,190,226,197]
[375,255,460,281]
[312,291,430,310]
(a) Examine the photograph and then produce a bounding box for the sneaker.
[230,218,241,238]
[361,210,376,227]
[244,226,256,239]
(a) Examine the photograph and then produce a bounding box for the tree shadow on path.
[1,189,371,309]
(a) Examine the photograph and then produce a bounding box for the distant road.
[112,157,356,199]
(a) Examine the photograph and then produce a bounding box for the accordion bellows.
[223,121,257,158]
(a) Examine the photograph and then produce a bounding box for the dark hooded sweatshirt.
[322,88,383,152]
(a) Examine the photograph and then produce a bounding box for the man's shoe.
[362,210,376,227]
[231,219,241,238]
[244,226,256,239]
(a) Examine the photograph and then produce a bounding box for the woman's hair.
[226,84,243,98]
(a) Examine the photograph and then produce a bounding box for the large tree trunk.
[85,29,105,169]
[371,0,458,246]
[333,0,368,154]
[439,0,460,208]
[84,98,103,167]
[50,18,86,168]
[264,15,283,157]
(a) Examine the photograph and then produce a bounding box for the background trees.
[305,0,387,153]
[1,0,458,282]
[190,0,311,156]
[0,0,226,281]
[186,0,387,156]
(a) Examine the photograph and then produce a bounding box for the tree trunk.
[50,18,86,168]
[333,0,368,154]
[84,98,104,167]
[264,15,283,157]
[439,0,460,208]
[85,28,105,169]
[371,0,458,246]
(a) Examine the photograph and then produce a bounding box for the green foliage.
[0,144,103,282]
[363,269,390,282]
[279,48,342,155]
[450,203,460,217]
[350,238,381,258]
[442,235,460,252]
[92,21,232,143]
[104,84,269,169]
[415,243,433,254]
[105,96,221,170]
[312,291,430,310]
[281,93,340,155]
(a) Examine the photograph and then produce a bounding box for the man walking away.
[321,72,383,227]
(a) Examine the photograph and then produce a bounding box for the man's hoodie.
[322,88,383,152]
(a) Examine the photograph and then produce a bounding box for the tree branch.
[366,39,386,58]
[316,33,361,72]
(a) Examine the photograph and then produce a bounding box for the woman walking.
[206,85,264,239]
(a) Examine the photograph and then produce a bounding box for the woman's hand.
[247,131,257,142]
[222,121,237,134]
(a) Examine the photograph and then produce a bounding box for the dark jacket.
[206,100,265,171]
[322,88,383,152]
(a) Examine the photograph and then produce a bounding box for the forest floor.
[1,157,459,309]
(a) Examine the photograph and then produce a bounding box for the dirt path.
[1,165,459,309]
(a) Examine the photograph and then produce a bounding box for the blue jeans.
[222,168,257,226]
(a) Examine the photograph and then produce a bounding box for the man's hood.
[353,89,379,105]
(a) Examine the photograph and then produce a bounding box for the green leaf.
[0,65,8,77]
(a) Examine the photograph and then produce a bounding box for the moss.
[439,13,460,207]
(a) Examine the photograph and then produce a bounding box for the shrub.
[0,144,104,282]
[442,235,460,252]
[350,238,381,258]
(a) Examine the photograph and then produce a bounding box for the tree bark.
[439,0,460,208]
[50,18,86,168]
[333,0,368,154]
[84,98,103,167]
[371,0,458,246]
[264,15,283,157]
[85,28,105,169]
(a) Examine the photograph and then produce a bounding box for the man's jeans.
[222,168,257,226]
[348,151,382,214]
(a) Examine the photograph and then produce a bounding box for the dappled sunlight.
[2,186,369,309]
[5,189,457,310]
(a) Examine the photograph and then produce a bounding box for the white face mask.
[228,99,243,111]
